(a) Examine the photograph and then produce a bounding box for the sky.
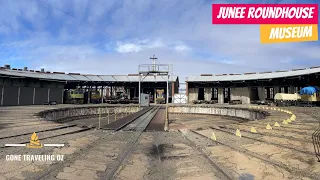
[0,0,320,83]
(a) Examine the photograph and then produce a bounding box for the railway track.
[210,126,314,155]
[105,107,160,180]
[0,126,92,149]
[188,129,319,180]
[30,106,161,180]
[179,129,234,180]
[0,124,77,140]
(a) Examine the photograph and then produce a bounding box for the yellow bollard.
[235,129,241,137]
[250,127,257,133]
[274,122,280,127]
[266,123,272,130]
[211,132,217,141]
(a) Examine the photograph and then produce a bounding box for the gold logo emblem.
[26,132,43,148]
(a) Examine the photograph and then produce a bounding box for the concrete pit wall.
[38,105,141,121]
[168,105,267,120]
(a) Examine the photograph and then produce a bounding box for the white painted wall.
[188,88,198,102]
[230,87,250,104]
[204,88,212,101]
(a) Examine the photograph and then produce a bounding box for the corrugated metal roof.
[69,74,91,81]
[112,75,130,82]
[0,68,178,83]
[186,67,320,82]
[98,75,116,81]
[83,75,103,81]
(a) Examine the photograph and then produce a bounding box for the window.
[264,89,268,98]
[270,88,274,98]
[224,88,229,98]
[213,88,218,98]
[280,87,285,93]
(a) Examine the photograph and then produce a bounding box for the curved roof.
[0,67,178,83]
[186,66,320,82]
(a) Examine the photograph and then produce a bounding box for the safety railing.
[312,121,320,162]
[97,106,142,129]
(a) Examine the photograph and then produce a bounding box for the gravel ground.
[1,105,320,180]
[115,132,226,180]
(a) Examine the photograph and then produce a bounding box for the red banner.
[212,4,318,24]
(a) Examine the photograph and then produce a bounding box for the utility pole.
[150,54,158,71]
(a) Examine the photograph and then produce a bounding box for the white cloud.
[116,42,142,53]
[174,44,191,52]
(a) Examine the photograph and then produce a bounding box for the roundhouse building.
[186,66,320,104]
[0,65,179,106]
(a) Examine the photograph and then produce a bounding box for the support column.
[186,82,189,103]
[61,89,64,104]
[154,88,157,104]
[101,86,104,103]
[139,74,141,105]
[1,86,4,106]
[218,88,224,104]
[17,87,21,105]
[172,82,175,101]
[48,88,50,102]
[258,87,266,101]
[166,75,169,104]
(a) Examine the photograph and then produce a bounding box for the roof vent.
[310,66,320,69]
[53,72,65,74]
[41,68,45,73]
[260,71,272,74]
[275,70,287,72]
[200,74,212,76]
[69,73,81,75]
[244,72,256,75]
[292,68,306,71]
[4,64,10,69]
[23,67,28,71]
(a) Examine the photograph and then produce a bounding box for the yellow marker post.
[249,106,252,108]
[236,129,241,137]
[266,107,269,110]
[211,132,217,141]
[283,120,288,125]
[266,123,272,130]
[250,127,257,133]
[286,118,292,123]
[107,109,110,124]
[98,108,101,129]
[274,122,280,127]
